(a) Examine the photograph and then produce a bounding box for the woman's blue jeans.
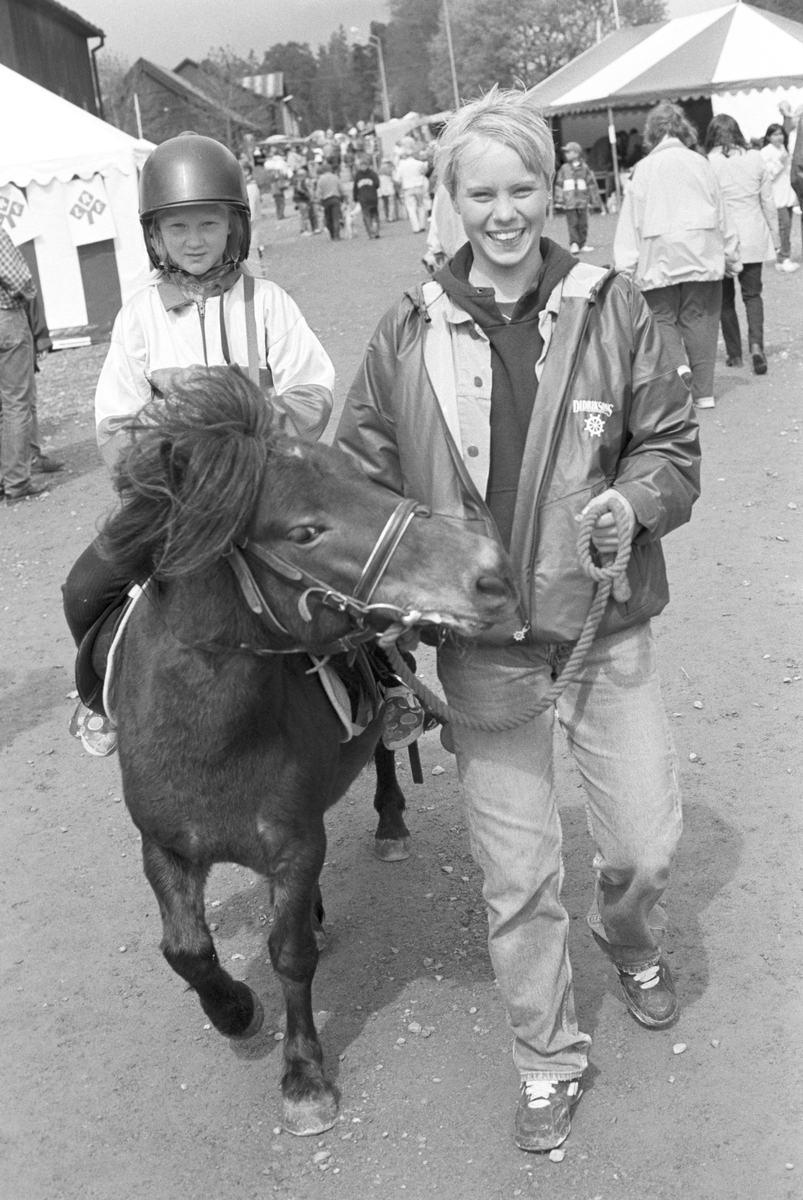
[438,622,682,1080]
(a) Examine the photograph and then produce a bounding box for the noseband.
[225,498,428,657]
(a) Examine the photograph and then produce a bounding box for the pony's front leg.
[141,837,263,1038]
[373,743,411,861]
[269,848,337,1136]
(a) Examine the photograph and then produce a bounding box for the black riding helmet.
[139,132,251,268]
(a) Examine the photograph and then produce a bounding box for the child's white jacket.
[95,273,335,468]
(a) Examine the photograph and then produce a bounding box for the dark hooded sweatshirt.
[435,237,576,548]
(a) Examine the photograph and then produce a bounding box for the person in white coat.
[394,149,430,233]
[705,114,781,375]
[614,102,740,410]
[760,123,800,273]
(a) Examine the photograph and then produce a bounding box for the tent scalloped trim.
[0,146,152,190]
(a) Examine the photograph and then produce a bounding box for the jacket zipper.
[527,273,615,629]
[195,297,208,365]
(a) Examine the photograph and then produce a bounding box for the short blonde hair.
[435,86,555,198]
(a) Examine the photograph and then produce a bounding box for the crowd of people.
[1,80,799,1166]
[240,126,439,243]
[612,99,801,408]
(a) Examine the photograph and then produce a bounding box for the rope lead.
[386,493,633,734]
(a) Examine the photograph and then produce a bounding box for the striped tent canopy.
[527,2,803,116]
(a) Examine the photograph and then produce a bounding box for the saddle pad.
[308,656,377,743]
[103,583,146,723]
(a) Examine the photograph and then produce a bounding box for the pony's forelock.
[99,367,277,580]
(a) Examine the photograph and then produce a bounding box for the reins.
[147,498,429,662]
[384,494,633,733]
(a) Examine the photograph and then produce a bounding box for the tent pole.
[607,105,622,205]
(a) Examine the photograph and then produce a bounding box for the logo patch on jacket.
[573,399,612,437]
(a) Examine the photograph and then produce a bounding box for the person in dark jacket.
[337,87,700,1155]
[352,156,381,239]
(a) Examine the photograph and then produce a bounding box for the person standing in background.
[553,142,602,253]
[706,113,780,377]
[315,162,345,241]
[614,102,740,410]
[292,166,317,236]
[378,160,397,222]
[761,124,800,274]
[352,156,381,239]
[0,227,50,502]
[24,290,63,478]
[394,148,429,233]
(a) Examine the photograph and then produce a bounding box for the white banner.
[65,175,117,246]
[0,184,40,245]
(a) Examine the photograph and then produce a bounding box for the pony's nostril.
[476,573,509,598]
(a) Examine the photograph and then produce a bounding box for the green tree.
[259,42,319,133]
[427,0,666,109]
[749,0,803,18]
[314,27,371,131]
[383,0,441,115]
[97,49,138,135]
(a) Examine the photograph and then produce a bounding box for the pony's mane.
[98,367,277,580]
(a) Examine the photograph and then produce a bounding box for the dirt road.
[1,209,801,1200]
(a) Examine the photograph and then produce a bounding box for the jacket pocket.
[528,482,607,642]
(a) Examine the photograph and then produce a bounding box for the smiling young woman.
[451,139,550,302]
[338,86,700,1156]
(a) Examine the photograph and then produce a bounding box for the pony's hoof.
[374,836,411,862]
[229,987,264,1040]
[283,1094,338,1136]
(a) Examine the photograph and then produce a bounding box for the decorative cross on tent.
[70,190,107,224]
[0,193,24,229]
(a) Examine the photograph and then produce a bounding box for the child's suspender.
[218,272,273,391]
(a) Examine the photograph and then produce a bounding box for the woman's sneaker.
[69,701,118,757]
[617,955,678,1028]
[514,1078,583,1152]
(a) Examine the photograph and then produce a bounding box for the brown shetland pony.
[98,368,514,1136]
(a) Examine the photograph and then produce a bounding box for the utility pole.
[443,0,459,111]
[369,34,391,123]
[352,27,391,123]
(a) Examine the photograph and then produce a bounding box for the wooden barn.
[0,0,103,114]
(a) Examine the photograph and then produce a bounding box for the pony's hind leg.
[141,837,263,1039]
[373,743,411,861]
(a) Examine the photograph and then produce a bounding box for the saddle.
[74,585,143,718]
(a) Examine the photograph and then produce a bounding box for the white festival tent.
[528,2,803,174]
[0,63,154,346]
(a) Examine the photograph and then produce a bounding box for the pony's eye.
[285,526,321,545]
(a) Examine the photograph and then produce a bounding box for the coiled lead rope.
[386,494,633,733]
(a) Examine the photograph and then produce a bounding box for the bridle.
[223,497,430,657]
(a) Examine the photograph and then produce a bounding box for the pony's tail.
[98,367,275,580]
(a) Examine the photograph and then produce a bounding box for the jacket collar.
[413,260,615,328]
[156,267,243,312]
